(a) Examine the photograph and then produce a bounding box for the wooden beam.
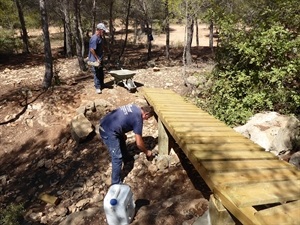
[209,194,235,225]
[157,118,170,155]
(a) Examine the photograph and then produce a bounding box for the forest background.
[0,0,299,125]
[0,0,299,223]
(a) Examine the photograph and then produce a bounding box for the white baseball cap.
[96,23,108,32]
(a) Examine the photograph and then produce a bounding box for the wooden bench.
[141,87,300,225]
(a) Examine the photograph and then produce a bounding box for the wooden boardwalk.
[141,87,300,225]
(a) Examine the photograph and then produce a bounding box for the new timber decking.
[141,87,300,225]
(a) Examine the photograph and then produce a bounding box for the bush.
[0,29,23,54]
[203,21,299,126]
[0,203,24,225]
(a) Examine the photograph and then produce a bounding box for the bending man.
[99,104,154,184]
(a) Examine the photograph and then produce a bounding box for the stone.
[85,101,96,112]
[75,198,90,208]
[234,112,300,157]
[70,113,94,143]
[156,155,169,170]
[289,151,300,169]
[76,106,86,115]
[58,207,99,225]
[147,164,158,175]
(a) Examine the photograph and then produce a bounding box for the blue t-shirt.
[100,104,143,136]
[88,34,103,62]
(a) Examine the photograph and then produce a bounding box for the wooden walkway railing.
[141,87,300,225]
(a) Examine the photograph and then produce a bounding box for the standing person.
[88,22,108,94]
[99,104,155,185]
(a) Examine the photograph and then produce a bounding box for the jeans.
[100,129,127,185]
[92,66,104,89]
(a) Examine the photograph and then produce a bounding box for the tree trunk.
[165,0,170,60]
[209,20,214,52]
[118,0,131,61]
[62,0,72,57]
[185,15,194,65]
[92,0,97,34]
[73,0,86,71]
[39,0,53,89]
[195,18,199,47]
[133,18,138,44]
[146,23,152,60]
[109,0,115,45]
[78,9,85,58]
[14,0,30,53]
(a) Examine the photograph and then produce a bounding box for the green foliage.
[205,10,300,126]
[0,203,24,225]
[28,35,45,53]
[0,29,23,54]
[0,0,19,29]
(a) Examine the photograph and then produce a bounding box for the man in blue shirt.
[99,104,155,184]
[88,23,108,94]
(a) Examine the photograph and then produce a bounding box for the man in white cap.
[88,22,109,94]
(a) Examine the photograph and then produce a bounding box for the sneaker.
[96,89,102,94]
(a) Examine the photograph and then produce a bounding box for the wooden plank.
[145,95,180,99]
[170,121,230,128]
[210,169,300,186]
[147,99,187,104]
[176,135,250,145]
[176,129,241,135]
[173,126,238,133]
[218,180,300,207]
[163,115,219,120]
[184,143,265,151]
[175,130,243,137]
[151,101,189,106]
[255,200,300,225]
[163,116,221,121]
[160,111,214,116]
[156,106,196,110]
[201,159,294,172]
[164,117,219,123]
[189,149,276,160]
[213,190,263,225]
[156,105,197,109]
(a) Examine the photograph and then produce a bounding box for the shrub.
[0,29,23,54]
[203,22,299,126]
[0,203,24,225]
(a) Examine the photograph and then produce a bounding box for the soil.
[0,24,217,224]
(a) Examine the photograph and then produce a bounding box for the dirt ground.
[0,23,215,157]
[0,24,216,224]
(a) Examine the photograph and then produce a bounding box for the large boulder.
[234,112,300,157]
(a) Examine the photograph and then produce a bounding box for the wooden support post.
[157,118,171,155]
[209,194,236,225]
